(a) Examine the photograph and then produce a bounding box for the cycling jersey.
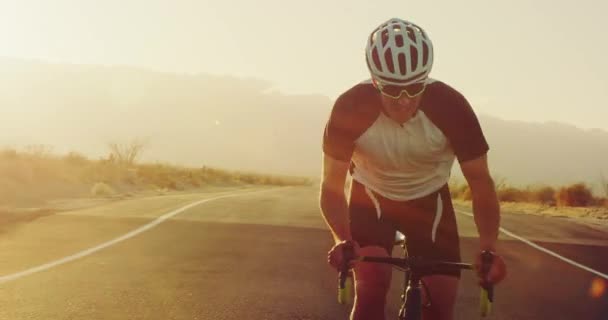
[323,78,489,201]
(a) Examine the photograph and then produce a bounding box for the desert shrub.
[497,186,528,202]
[137,163,182,189]
[448,181,468,200]
[589,196,608,207]
[91,182,116,197]
[23,144,53,158]
[556,183,594,207]
[107,139,147,166]
[83,161,126,185]
[455,185,472,201]
[64,152,89,166]
[531,186,556,205]
[0,148,19,160]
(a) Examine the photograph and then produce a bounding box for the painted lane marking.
[457,209,608,280]
[0,188,285,283]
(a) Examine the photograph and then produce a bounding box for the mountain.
[475,116,608,189]
[1,58,607,191]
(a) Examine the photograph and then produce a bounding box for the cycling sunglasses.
[373,80,426,99]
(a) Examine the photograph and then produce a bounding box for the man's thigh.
[390,184,462,277]
[349,180,397,255]
[421,274,460,320]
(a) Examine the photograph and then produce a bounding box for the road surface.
[1,186,607,319]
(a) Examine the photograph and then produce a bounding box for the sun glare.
[589,277,606,299]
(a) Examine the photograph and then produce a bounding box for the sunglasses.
[374,80,426,99]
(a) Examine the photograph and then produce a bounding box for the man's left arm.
[460,154,500,252]
[460,154,507,284]
[426,84,505,282]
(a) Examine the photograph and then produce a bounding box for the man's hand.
[474,251,507,285]
[328,240,361,270]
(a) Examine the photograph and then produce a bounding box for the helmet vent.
[395,34,404,47]
[422,43,430,67]
[384,48,395,73]
[410,46,419,73]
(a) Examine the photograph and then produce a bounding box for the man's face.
[373,78,426,123]
[379,93,423,123]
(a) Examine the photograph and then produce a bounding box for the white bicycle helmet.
[365,18,434,86]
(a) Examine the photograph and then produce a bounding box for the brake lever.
[480,250,494,302]
[337,242,355,304]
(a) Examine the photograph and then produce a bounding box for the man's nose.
[396,95,414,107]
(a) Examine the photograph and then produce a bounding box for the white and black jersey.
[323,78,489,201]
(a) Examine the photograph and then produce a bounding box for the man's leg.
[348,180,397,319]
[351,245,393,320]
[420,275,460,320]
[388,184,462,320]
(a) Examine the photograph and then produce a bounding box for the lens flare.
[589,278,606,299]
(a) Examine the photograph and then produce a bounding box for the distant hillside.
[476,116,608,190]
[1,58,607,190]
[0,58,330,176]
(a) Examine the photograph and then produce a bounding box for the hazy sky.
[1,0,607,130]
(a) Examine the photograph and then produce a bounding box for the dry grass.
[0,147,312,207]
[450,178,608,221]
[450,178,608,209]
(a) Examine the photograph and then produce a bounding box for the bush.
[23,144,53,158]
[531,186,556,205]
[590,196,608,207]
[91,182,116,197]
[451,184,473,201]
[156,187,169,195]
[556,183,594,207]
[63,152,89,166]
[0,148,19,160]
[498,187,528,202]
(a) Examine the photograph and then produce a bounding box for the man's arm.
[319,154,352,244]
[460,154,500,251]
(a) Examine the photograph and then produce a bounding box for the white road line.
[0,187,285,284]
[457,209,608,280]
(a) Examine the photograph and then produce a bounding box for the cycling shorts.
[349,179,462,277]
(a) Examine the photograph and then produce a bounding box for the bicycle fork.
[398,236,431,320]
[399,274,423,320]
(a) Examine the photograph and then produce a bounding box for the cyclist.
[320,18,507,320]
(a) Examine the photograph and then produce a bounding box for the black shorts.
[349,179,462,277]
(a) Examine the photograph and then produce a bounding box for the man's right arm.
[319,153,352,244]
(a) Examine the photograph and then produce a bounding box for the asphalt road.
[0,186,607,319]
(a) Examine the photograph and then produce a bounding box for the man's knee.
[421,274,460,320]
[354,245,392,297]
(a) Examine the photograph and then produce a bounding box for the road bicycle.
[338,233,494,320]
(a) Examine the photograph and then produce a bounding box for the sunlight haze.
[1,0,607,130]
[1,3,608,318]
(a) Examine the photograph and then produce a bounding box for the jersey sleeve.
[322,95,357,162]
[449,94,489,162]
[423,82,489,163]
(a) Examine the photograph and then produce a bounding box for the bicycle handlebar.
[337,251,496,317]
[359,256,474,271]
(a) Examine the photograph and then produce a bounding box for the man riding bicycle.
[320,18,507,320]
